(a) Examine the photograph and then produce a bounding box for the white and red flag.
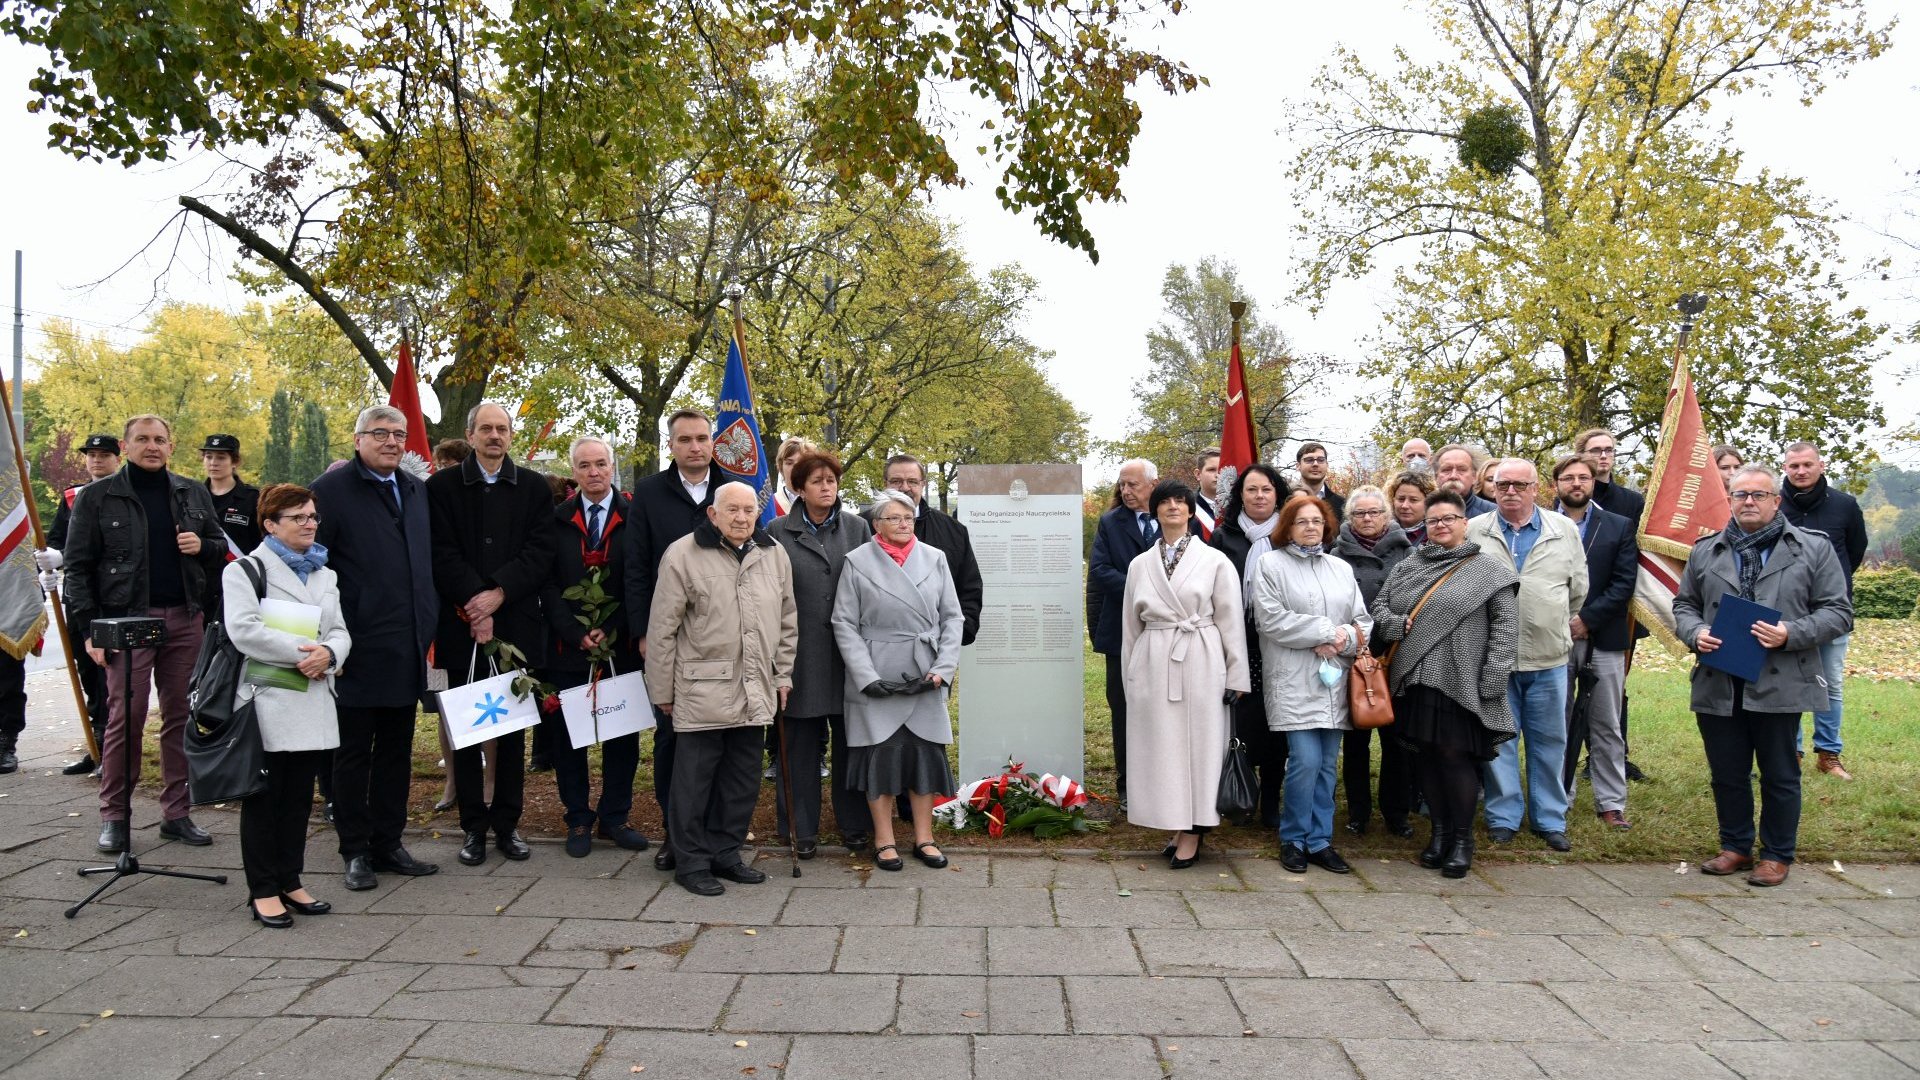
[0,381,48,658]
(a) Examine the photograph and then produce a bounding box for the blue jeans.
[1484,665,1570,834]
[1279,728,1344,853]
[1795,633,1848,755]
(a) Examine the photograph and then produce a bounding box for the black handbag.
[1216,735,1258,818]
[185,558,270,804]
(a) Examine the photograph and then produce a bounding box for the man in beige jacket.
[645,483,797,895]
[1466,459,1587,852]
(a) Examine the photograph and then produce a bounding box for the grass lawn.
[141,621,1920,863]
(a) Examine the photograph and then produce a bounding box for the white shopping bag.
[558,666,655,750]
[440,655,543,750]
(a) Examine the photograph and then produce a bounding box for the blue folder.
[1699,594,1783,683]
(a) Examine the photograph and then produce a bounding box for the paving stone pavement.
[1,673,1918,1077]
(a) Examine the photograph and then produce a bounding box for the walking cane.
[773,709,801,879]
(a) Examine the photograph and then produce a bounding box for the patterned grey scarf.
[1723,513,1786,600]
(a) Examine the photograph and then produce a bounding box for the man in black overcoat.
[427,401,558,866]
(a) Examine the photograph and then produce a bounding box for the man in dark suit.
[312,405,442,890]
[538,436,649,857]
[1087,458,1159,802]
[879,454,984,647]
[1552,453,1639,829]
[1193,448,1220,541]
[1574,427,1646,524]
[624,407,727,872]
[427,401,558,867]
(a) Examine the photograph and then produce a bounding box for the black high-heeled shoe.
[250,900,293,929]
[279,893,332,916]
[1169,833,1203,870]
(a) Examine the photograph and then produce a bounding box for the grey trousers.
[1567,641,1628,813]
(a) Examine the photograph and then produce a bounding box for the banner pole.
[0,365,98,759]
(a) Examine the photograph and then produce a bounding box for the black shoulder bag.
[185,557,270,804]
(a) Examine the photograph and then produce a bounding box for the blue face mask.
[1317,658,1343,688]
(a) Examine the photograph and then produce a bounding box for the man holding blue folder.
[1672,466,1852,888]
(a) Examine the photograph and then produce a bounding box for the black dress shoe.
[371,846,439,876]
[62,754,98,776]
[343,855,378,891]
[159,816,213,845]
[795,841,818,861]
[250,900,294,929]
[0,746,18,773]
[653,847,677,872]
[1625,760,1648,783]
[321,802,335,824]
[676,870,724,896]
[1344,819,1368,836]
[843,833,870,853]
[457,831,488,866]
[1383,817,1417,839]
[597,822,650,851]
[1533,829,1572,853]
[1279,842,1308,873]
[97,820,129,853]
[566,826,593,858]
[1168,834,1203,870]
[1306,846,1352,874]
[495,831,531,860]
[714,863,767,884]
[279,893,332,916]
[1487,826,1517,844]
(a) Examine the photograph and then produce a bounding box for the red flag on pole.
[389,336,434,478]
[1631,304,1730,652]
[1209,302,1259,527]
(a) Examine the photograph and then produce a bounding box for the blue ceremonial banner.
[713,325,778,526]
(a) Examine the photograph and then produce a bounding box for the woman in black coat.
[1331,485,1417,838]
[1207,464,1291,827]
[770,452,874,856]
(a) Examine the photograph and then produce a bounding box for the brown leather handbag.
[1347,622,1394,729]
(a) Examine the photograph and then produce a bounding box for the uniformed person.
[37,433,122,775]
[201,433,262,555]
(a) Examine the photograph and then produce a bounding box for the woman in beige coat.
[224,484,352,928]
[1120,480,1249,869]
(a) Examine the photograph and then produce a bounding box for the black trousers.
[332,704,418,860]
[652,706,677,833]
[75,640,109,744]
[1697,695,1801,864]
[454,726,524,836]
[773,713,871,844]
[1103,653,1129,795]
[535,676,640,830]
[1343,725,1414,826]
[668,725,761,875]
[0,651,25,746]
[1231,688,1285,826]
[241,749,327,898]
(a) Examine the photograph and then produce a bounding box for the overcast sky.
[4,2,1915,469]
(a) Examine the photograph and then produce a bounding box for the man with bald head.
[646,482,797,895]
[427,401,559,866]
[1401,438,1432,472]
[1467,458,1587,851]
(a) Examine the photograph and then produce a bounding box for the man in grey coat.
[1673,465,1853,888]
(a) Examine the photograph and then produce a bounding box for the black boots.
[1442,828,1475,879]
[1418,819,1451,869]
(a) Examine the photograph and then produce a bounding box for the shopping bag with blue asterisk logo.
[440,646,544,750]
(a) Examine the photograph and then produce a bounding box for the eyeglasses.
[277,513,322,526]
[1728,491,1776,503]
[1586,445,1617,456]
[1424,514,1466,527]
[1349,509,1386,518]
[1297,455,1327,465]
[875,514,915,524]
[1492,480,1536,492]
[357,429,408,442]
[1293,518,1325,528]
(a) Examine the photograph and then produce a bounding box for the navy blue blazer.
[1087,505,1158,655]
[1570,502,1639,653]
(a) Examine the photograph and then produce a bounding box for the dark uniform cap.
[80,434,121,455]
[200,433,242,454]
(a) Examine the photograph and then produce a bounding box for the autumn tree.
[263,390,294,486]
[7,0,1201,440]
[1290,0,1894,473]
[1114,258,1324,473]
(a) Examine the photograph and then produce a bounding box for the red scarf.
[875,533,916,566]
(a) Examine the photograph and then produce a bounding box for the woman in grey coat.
[1331,485,1417,839]
[224,485,353,928]
[770,452,874,857]
[831,489,964,872]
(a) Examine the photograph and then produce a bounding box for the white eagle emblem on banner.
[713,418,762,475]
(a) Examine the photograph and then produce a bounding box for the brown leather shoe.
[1816,751,1853,781]
[1598,809,1631,830]
[1701,850,1754,876]
[1747,859,1790,887]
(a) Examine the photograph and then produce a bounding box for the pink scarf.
[875,533,916,566]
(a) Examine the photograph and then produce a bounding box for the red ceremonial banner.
[1219,335,1258,476]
